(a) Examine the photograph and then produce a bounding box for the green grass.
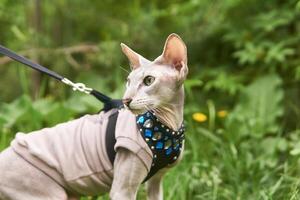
[1,96,300,200]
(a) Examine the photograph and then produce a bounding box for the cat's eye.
[143,76,155,86]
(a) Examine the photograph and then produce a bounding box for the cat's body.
[0,34,188,200]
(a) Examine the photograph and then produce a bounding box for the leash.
[0,45,122,111]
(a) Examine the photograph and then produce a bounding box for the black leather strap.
[0,45,63,80]
[105,111,118,164]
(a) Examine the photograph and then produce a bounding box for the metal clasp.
[61,78,92,94]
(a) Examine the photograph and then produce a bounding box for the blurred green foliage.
[1,0,300,199]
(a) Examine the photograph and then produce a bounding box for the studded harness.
[105,110,185,182]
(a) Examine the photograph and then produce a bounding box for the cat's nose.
[122,98,132,107]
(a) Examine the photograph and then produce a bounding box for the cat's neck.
[153,86,184,131]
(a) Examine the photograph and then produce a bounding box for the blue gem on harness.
[166,147,172,155]
[137,116,145,124]
[145,129,152,137]
[156,141,163,149]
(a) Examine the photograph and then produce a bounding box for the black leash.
[0,45,122,111]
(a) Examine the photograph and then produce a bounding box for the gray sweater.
[11,109,152,196]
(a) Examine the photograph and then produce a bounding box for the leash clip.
[62,78,93,94]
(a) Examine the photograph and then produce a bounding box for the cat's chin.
[126,107,147,115]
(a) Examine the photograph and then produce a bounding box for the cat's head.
[121,33,188,114]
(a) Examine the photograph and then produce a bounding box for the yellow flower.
[192,112,207,122]
[217,110,228,118]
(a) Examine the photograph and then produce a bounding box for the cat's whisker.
[119,66,130,74]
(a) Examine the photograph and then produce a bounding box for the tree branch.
[0,44,99,66]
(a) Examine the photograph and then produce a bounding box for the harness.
[106,110,185,182]
[0,45,185,182]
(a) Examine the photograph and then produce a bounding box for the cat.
[0,33,188,200]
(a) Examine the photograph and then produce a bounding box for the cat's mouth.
[123,103,151,115]
[123,98,156,114]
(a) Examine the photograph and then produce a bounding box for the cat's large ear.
[121,43,150,70]
[156,33,188,80]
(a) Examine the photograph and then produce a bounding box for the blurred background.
[1,0,300,199]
